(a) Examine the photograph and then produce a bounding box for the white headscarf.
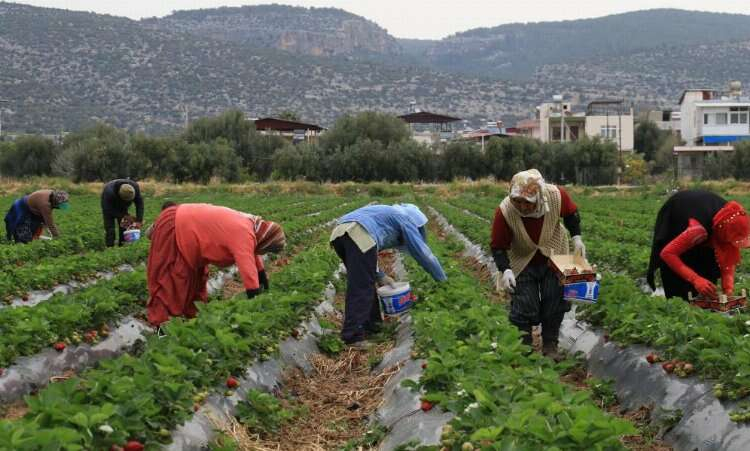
[509,169,549,218]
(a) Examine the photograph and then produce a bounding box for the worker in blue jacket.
[330,203,447,346]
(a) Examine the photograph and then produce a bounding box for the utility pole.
[553,94,565,143]
[181,104,189,129]
[0,99,9,139]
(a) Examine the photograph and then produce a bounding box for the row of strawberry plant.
[0,197,113,267]
[0,271,148,369]
[578,274,750,402]
[404,230,637,449]
[0,241,151,300]
[0,197,366,372]
[0,193,336,271]
[0,194,357,300]
[0,233,341,449]
[426,198,491,252]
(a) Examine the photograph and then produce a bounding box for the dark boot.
[542,339,564,362]
[519,325,533,347]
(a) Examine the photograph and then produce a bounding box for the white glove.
[380,274,397,288]
[500,269,516,293]
[572,235,586,259]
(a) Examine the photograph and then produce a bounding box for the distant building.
[679,82,750,146]
[673,81,749,179]
[253,117,325,143]
[398,111,462,145]
[534,98,634,151]
[515,118,542,139]
[646,109,681,135]
[673,145,735,180]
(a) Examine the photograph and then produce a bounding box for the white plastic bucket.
[123,229,141,243]
[377,282,414,315]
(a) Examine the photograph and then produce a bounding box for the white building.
[673,82,750,179]
[535,98,634,151]
[679,82,750,146]
[646,109,681,135]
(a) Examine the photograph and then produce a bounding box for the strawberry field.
[2,182,750,450]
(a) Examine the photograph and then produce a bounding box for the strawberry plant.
[402,230,636,449]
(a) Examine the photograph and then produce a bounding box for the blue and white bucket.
[377,282,414,315]
[123,229,141,243]
[563,281,600,304]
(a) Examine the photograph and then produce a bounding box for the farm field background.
[2,179,750,450]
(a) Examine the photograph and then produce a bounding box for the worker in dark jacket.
[4,190,69,243]
[101,179,144,247]
[647,190,750,300]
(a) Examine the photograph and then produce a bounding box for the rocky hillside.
[532,40,750,106]
[0,3,532,133]
[407,9,750,80]
[142,4,401,57]
[3,3,750,134]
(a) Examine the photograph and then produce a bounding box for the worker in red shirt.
[491,169,585,358]
[146,203,286,326]
[647,190,750,300]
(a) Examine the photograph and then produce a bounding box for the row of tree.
[0,110,625,184]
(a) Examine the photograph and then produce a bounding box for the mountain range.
[1,2,749,133]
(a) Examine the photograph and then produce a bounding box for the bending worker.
[101,179,144,247]
[491,169,585,358]
[647,189,750,300]
[146,203,285,326]
[330,203,447,346]
[4,190,69,243]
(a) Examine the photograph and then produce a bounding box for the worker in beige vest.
[490,169,585,358]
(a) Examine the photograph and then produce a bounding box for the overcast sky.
[13,0,750,39]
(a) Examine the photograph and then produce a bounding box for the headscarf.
[254,218,286,254]
[393,203,428,228]
[51,190,69,209]
[508,169,548,218]
[712,201,750,270]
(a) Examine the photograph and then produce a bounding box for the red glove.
[692,277,717,298]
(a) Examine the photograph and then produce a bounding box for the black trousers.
[103,212,126,247]
[509,263,570,344]
[332,234,383,343]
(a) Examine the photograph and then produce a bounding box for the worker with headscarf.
[4,189,69,243]
[146,203,286,326]
[330,203,447,346]
[647,190,750,300]
[101,179,144,247]
[491,169,584,358]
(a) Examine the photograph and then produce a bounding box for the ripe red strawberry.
[123,441,144,451]
[226,376,239,389]
[420,400,433,412]
[421,362,427,369]
[662,362,675,373]
[53,342,66,352]
[646,353,657,364]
